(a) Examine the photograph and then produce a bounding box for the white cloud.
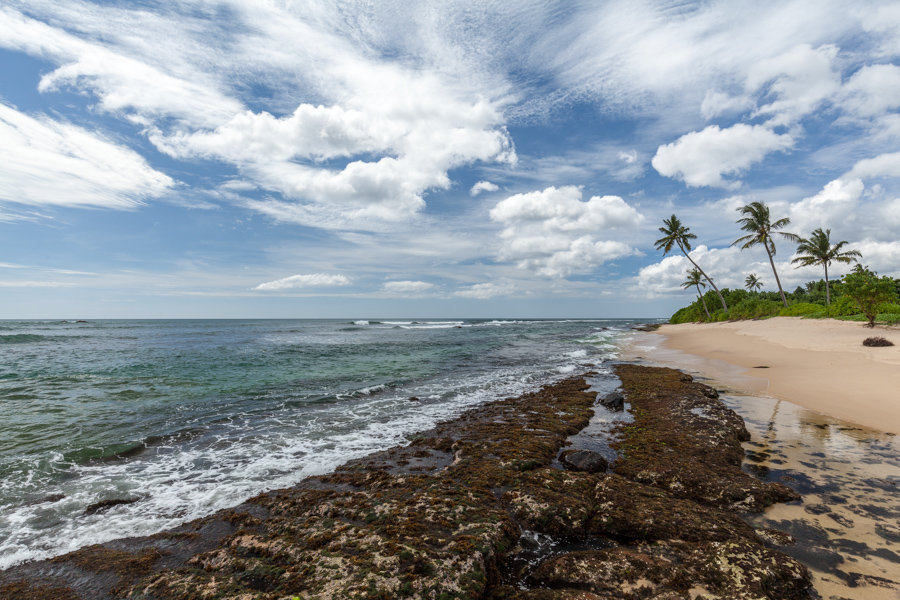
[746,44,840,126]
[839,64,900,118]
[635,244,843,298]
[382,280,435,295]
[0,7,240,127]
[0,103,173,209]
[490,186,642,277]
[454,282,514,299]
[700,90,754,119]
[254,273,350,291]
[470,181,500,196]
[1,3,518,229]
[852,240,900,277]
[846,152,900,180]
[0,280,75,287]
[788,178,864,234]
[652,124,793,188]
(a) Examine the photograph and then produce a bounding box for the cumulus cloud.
[454,282,514,299]
[635,245,840,298]
[851,240,900,277]
[0,103,174,209]
[846,152,900,180]
[470,181,500,196]
[652,124,794,188]
[788,178,864,234]
[490,186,642,277]
[254,273,350,291]
[1,3,518,228]
[382,280,435,295]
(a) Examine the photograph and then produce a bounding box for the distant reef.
[1,365,810,600]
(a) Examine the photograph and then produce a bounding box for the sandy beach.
[627,317,900,434]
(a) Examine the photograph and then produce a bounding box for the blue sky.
[1,0,898,318]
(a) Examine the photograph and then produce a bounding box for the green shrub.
[778,302,824,317]
[877,313,900,324]
[876,302,900,314]
[727,298,782,320]
[842,265,899,327]
[826,295,858,317]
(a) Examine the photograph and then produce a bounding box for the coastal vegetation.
[660,205,898,325]
[670,273,900,324]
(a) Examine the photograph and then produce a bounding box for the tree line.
[657,201,899,327]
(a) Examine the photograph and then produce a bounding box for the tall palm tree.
[682,268,711,320]
[733,202,799,307]
[745,273,763,292]
[791,228,861,305]
[655,214,728,312]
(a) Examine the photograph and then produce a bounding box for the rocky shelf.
[1,365,811,600]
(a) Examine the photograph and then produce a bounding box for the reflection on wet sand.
[620,332,900,599]
[731,393,900,600]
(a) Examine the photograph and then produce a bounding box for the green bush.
[876,302,900,314]
[842,265,900,327]
[826,295,858,317]
[727,298,782,320]
[778,302,825,317]
[877,313,900,324]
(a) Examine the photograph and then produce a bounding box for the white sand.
[628,317,900,434]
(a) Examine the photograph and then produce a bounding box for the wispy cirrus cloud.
[0,102,174,209]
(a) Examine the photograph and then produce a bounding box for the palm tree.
[655,215,728,312]
[682,268,711,320]
[791,228,861,305]
[733,202,798,307]
[744,273,763,292]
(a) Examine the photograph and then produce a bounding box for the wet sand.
[621,329,900,599]
[629,318,900,434]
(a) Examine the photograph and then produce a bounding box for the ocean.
[0,318,654,568]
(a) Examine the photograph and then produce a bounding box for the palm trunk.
[695,285,711,320]
[765,240,788,307]
[824,263,830,306]
[679,244,728,312]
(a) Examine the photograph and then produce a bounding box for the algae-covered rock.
[1,368,811,600]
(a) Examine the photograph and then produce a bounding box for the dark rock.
[2,368,812,600]
[702,386,719,398]
[599,391,624,411]
[408,396,420,402]
[559,449,608,473]
[82,497,139,516]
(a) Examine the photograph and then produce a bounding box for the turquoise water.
[0,318,650,567]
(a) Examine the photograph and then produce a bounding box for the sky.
[0,0,898,319]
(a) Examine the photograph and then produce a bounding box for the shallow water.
[0,318,651,569]
[621,330,900,599]
[731,394,900,600]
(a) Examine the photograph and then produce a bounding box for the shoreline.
[1,367,813,600]
[623,317,900,435]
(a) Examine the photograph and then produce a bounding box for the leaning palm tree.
[791,228,861,305]
[733,202,799,307]
[744,273,763,292]
[682,268,711,320]
[655,214,728,312]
